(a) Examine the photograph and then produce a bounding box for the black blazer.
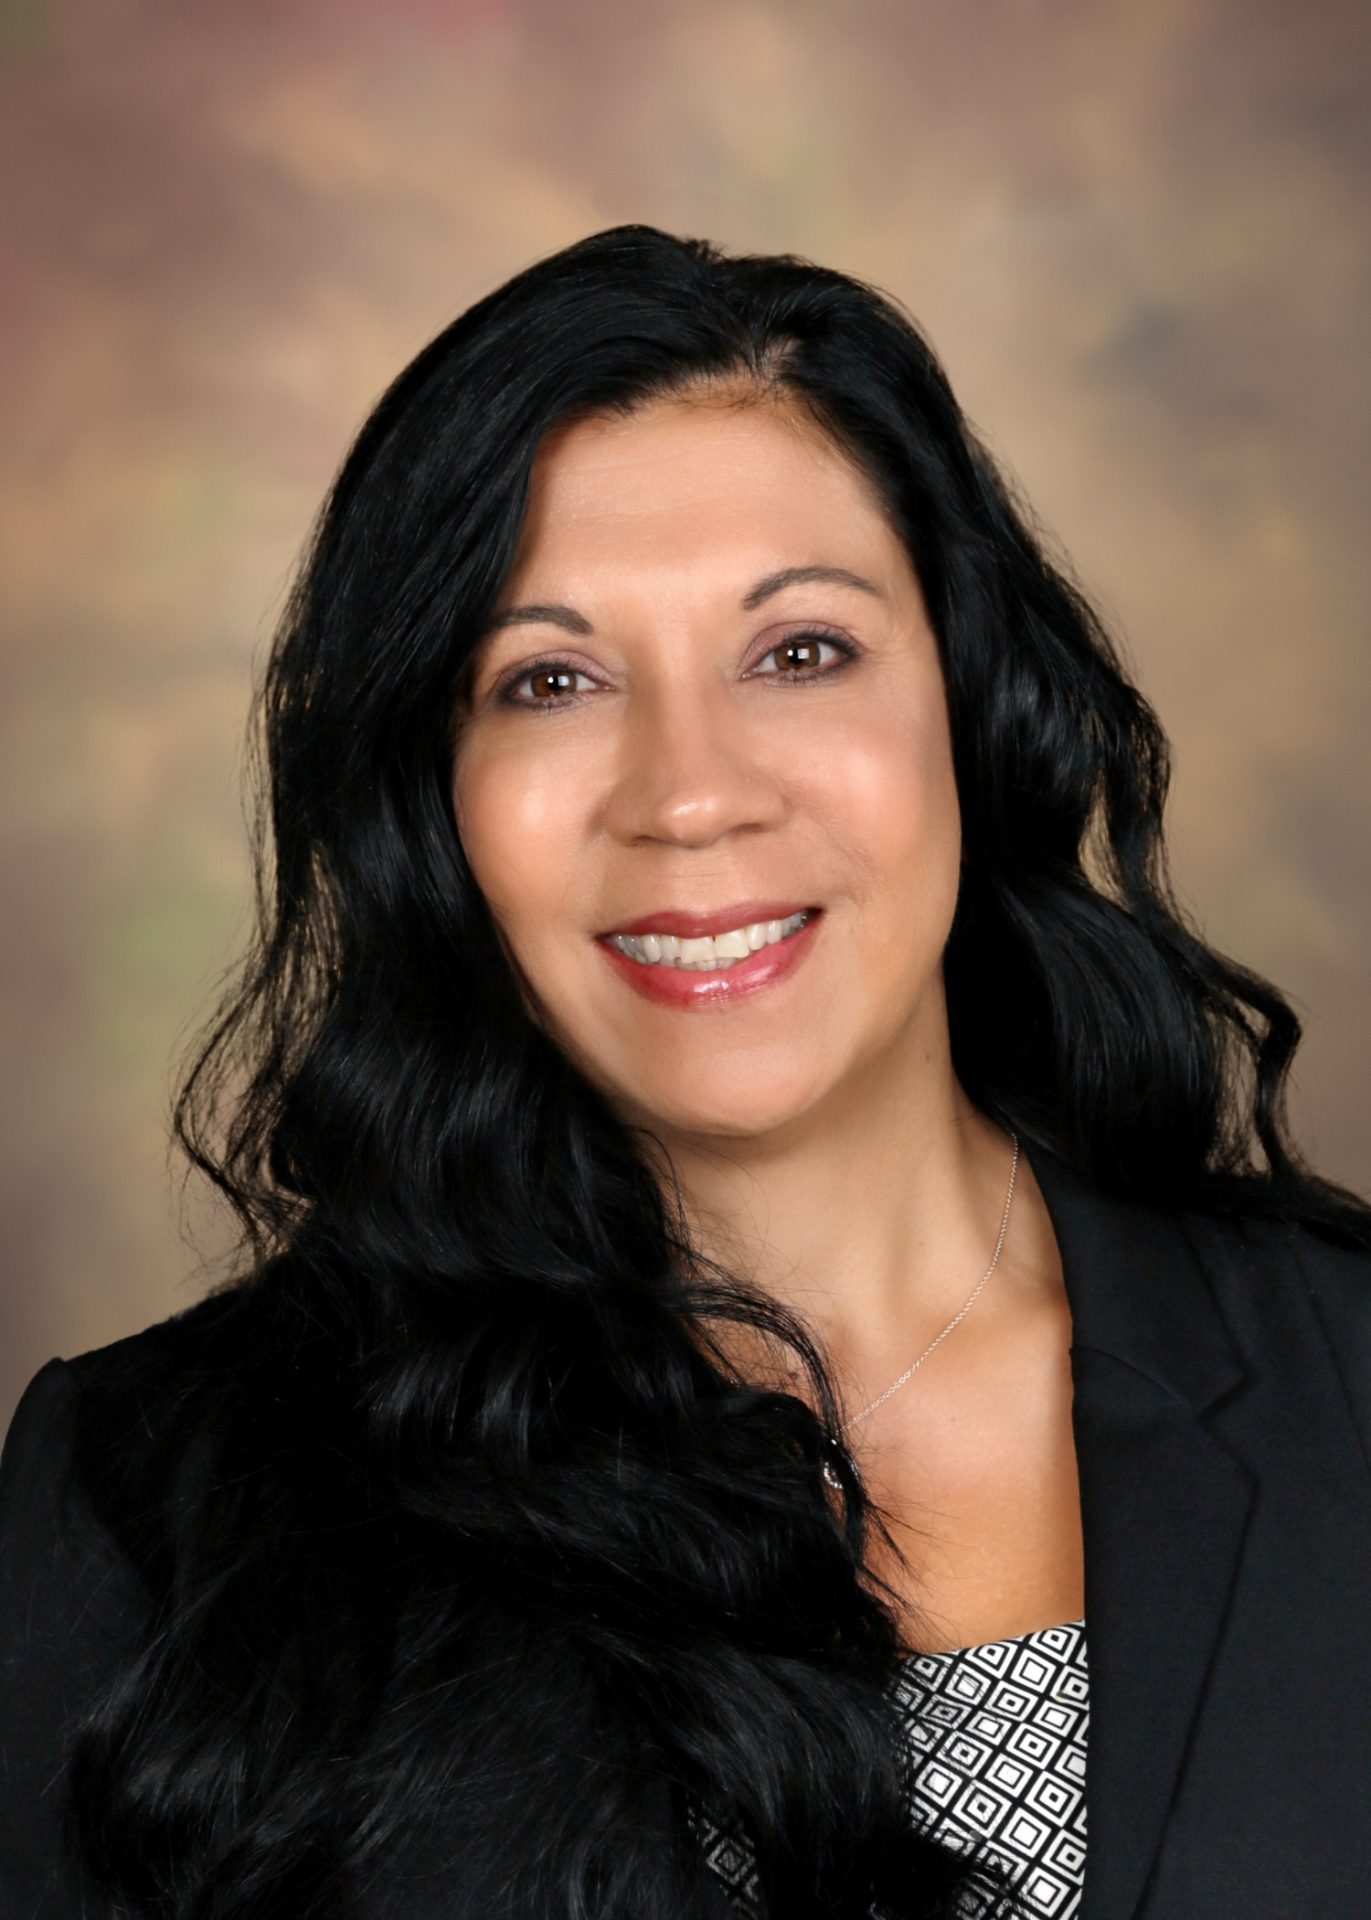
[2,1140,1370,1919]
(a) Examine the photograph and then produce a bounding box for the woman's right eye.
[495,658,596,708]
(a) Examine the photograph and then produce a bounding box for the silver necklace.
[821,1133,1020,1491]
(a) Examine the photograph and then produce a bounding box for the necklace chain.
[822,1132,1020,1487]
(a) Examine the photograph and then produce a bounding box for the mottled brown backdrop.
[3,0,1368,1423]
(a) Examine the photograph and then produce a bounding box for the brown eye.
[752,631,859,682]
[495,658,596,707]
[525,666,580,700]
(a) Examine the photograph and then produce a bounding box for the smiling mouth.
[603,908,818,971]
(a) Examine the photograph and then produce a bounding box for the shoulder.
[0,1302,229,1914]
[1199,1205,1371,1336]
[1278,1215,1371,1318]
[1168,1189,1371,1317]
[1179,1203,1371,1469]
[1,1287,260,1594]
[0,1290,274,1913]
[1273,1217,1371,1473]
[0,1291,263,1873]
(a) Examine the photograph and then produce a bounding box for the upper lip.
[599,900,820,939]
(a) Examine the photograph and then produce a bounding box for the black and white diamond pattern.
[690,1805,762,1912]
[694,1618,1088,1918]
[891,1618,1089,1918]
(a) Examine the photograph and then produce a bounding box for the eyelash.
[492,630,860,710]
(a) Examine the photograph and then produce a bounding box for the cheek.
[451,739,585,934]
[819,694,961,897]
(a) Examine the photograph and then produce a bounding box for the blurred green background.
[3,0,1368,1423]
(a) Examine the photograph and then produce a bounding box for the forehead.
[504,393,900,587]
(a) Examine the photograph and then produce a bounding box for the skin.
[451,384,1083,1653]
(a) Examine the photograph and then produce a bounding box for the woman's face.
[451,390,963,1142]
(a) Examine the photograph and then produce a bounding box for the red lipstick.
[594,907,824,1011]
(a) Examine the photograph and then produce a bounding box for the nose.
[600,674,787,850]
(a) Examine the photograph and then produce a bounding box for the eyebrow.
[479,563,885,637]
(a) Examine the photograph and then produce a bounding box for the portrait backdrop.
[2,0,1367,1423]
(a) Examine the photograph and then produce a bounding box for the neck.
[637,1004,1063,1401]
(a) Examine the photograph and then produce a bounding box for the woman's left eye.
[752,631,859,681]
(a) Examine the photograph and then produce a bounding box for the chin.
[615,1060,838,1144]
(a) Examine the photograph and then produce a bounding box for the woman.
[1,225,1368,1920]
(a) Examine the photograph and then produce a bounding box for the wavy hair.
[67,224,1371,1920]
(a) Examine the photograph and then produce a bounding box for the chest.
[843,1305,1085,1654]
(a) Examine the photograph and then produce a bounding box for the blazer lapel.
[1024,1142,1258,1920]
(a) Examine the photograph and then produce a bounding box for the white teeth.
[608,910,814,970]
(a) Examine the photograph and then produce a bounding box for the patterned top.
[696,1618,1088,1918]
[891,1617,1088,1917]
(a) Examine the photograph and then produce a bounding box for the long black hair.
[67,224,1371,1919]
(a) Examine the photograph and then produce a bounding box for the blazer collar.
[1024,1139,1257,1920]
[1025,1139,1248,1408]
